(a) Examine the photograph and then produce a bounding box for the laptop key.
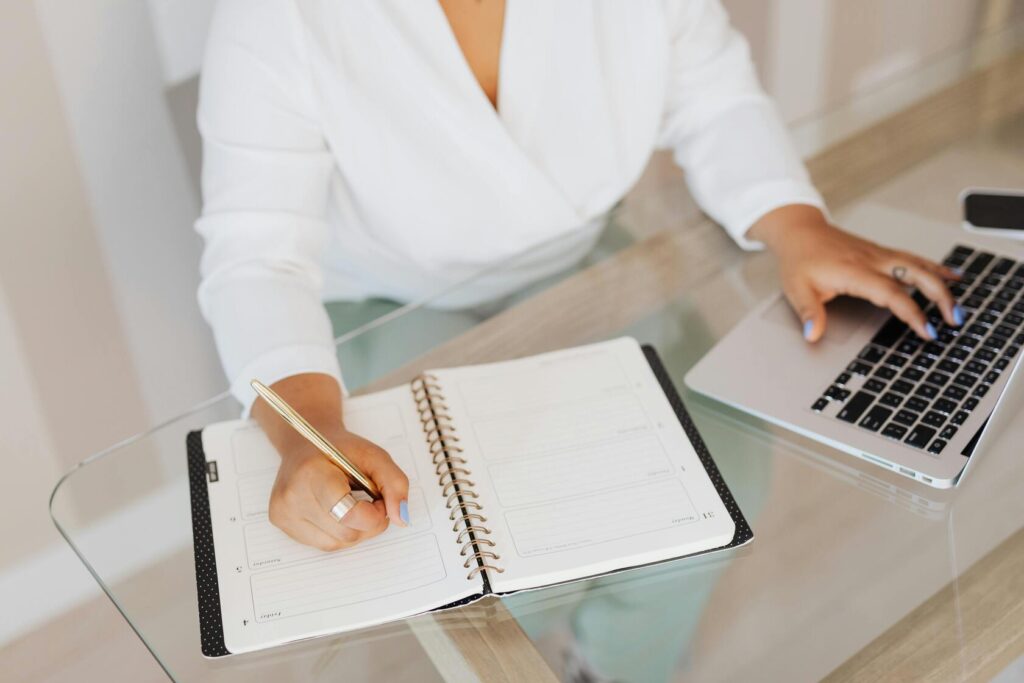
[984,371,1000,384]
[905,425,937,449]
[974,348,997,363]
[958,335,980,349]
[963,296,986,310]
[879,392,903,408]
[812,398,829,412]
[994,324,1016,339]
[964,397,980,411]
[835,372,852,385]
[882,423,908,440]
[925,371,950,386]
[942,385,967,400]
[952,245,975,257]
[1006,313,1024,326]
[902,367,925,382]
[973,384,990,398]
[859,345,886,363]
[951,410,969,425]
[996,357,1010,371]
[864,378,887,393]
[988,301,1008,314]
[825,385,851,401]
[837,391,875,423]
[971,286,994,300]
[897,339,922,355]
[905,396,929,412]
[965,360,988,375]
[966,252,995,274]
[978,312,999,326]
[871,318,908,347]
[938,359,961,373]
[858,406,892,432]
[914,384,939,400]
[928,439,948,455]
[875,366,898,380]
[891,379,914,395]
[994,258,1016,276]
[983,336,1006,351]
[848,361,873,376]
[948,347,969,361]
[893,409,919,426]
[940,425,958,439]
[953,373,978,387]
[912,354,936,369]
[1007,345,1021,358]
[932,398,957,414]
[921,411,947,428]
[885,353,908,367]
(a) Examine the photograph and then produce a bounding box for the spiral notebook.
[187,337,752,656]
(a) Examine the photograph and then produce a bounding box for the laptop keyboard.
[812,245,1024,455]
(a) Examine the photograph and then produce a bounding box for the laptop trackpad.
[760,295,877,345]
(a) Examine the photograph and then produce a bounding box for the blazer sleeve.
[658,0,827,249]
[195,0,343,414]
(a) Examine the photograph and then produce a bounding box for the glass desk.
[52,112,1024,681]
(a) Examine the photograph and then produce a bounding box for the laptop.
[686,207,1024,489]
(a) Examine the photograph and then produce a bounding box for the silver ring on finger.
[329,493,359,522]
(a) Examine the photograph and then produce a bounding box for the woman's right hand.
[252,373,410,552]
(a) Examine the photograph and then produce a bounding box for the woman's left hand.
[747,204,964,343]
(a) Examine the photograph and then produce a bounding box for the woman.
[196,0,961,553]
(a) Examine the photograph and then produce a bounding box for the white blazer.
[196,0,825,408]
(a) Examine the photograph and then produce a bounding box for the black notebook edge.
[186,429,231,657]
[641,344,754,550]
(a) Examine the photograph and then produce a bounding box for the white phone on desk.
[962,188,1024,239]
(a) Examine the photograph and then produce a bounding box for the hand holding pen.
[250,374,410,552]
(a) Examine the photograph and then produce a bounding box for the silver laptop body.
[686,214,1024,489]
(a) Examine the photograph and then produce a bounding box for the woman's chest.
[297,1,671,253]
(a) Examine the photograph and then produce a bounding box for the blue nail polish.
[953,305,965,326]
[952,267,964,276]
[925,322,938,340]
[803,320,814,340]
[399,500,410,525]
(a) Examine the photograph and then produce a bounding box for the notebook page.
[201,385,479,654]
[433,337,735,593]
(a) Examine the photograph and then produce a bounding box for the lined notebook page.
[434,337,735,593]
[202,385,479,654]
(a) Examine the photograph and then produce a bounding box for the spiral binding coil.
[412,374,504,581]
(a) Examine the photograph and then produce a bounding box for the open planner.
[187,337,752,656]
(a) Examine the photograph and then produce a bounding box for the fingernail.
[953,305,965,326]
[399,500,410,525]
[952,267,964,276]
[803,320,814,341]
[925,322,938,340]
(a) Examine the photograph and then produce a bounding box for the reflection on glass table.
[50,126,1024,682]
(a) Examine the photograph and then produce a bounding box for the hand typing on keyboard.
[810,244,1024,455]
[746,205,962,342]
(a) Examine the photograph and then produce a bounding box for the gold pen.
[250,379,381,499]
